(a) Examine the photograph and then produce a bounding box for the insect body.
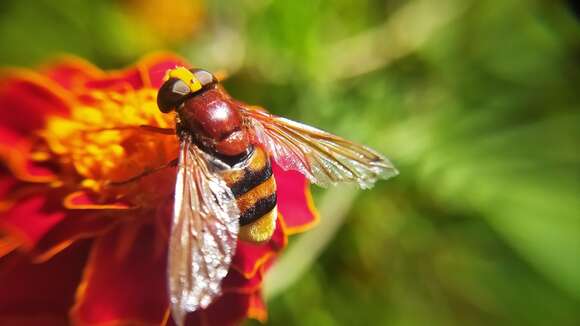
[156,67,398,325]
[172,72,278,241]
[220,145,277,243]
[161,67,278,241]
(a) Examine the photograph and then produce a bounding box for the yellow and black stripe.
[221,146,277,243]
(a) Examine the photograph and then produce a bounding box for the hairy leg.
[83,125,175,135]
[109,158,178,186]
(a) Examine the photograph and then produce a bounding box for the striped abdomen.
[220,146,277,243]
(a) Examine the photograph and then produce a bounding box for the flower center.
[40,89,178,195]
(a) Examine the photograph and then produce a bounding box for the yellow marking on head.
[166,67,202,92]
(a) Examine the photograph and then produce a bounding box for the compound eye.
[157,78,191,113]
[190,69,217,88]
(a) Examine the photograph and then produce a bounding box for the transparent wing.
[240,106,398,189]
[168,138,240,326]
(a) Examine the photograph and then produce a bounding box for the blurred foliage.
[1,0,579,325]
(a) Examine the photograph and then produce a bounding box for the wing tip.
[171,306,186,326]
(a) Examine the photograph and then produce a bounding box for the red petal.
[63,190,134,210]
[183,292,251,326]
[0,70,72,134]
[83,68,143,92]
[0,169,21,216]
[84,53,188,92]
[247,291,267,323]
[0,127,57,183]
[231,217,287,278]
[70,224,168,325]
[32,214,117,263]
[0,195,66,248]
[222,267,264,294]
[136,52,189,88]
[41,56,104,91]
[0,125,26,148]
[0,314,67,326]
[272,162,319,235]
[0,170,18,203]
[0,235,20,259]
[0,241,90,318]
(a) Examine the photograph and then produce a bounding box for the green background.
[1,0,579,325]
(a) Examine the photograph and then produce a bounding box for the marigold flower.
[0,53,319,325]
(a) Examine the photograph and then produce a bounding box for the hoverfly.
[155,67,398,325]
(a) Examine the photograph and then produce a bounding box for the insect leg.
[138,125,176,135]
[108,158,178,186]
[81,125,176,135]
